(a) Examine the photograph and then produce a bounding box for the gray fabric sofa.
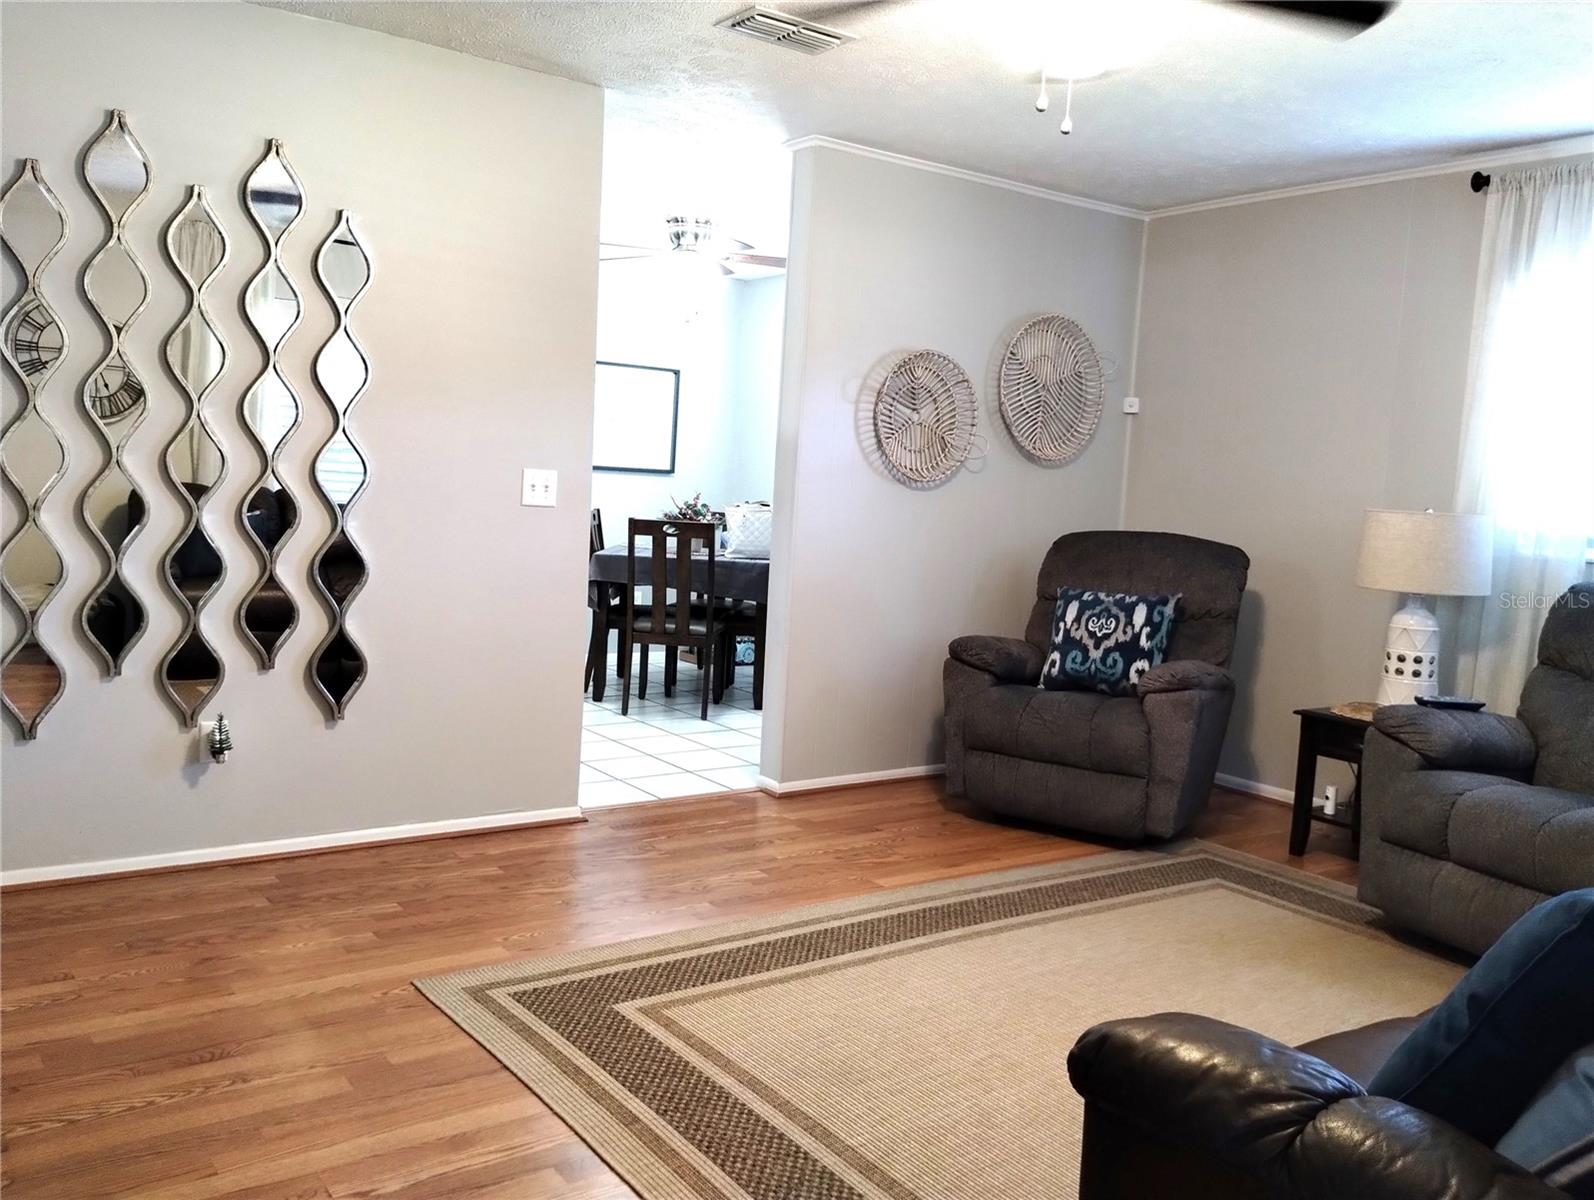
[943,530,1250,840]
[1360,582,1594,955]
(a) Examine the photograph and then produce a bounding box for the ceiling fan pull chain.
[1060,78,1075,136]
[1035,69,1050,113]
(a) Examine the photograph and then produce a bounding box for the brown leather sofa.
[1067,1011,1577,1198]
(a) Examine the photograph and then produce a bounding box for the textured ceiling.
[260,0,1594,212]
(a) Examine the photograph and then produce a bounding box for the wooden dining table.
[588,543,769,707]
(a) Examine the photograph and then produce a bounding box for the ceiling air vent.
[715,7,857,55]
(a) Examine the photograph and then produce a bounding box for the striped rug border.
[415,842,1379,1200]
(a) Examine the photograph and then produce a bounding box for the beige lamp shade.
[1355,509,1493,597]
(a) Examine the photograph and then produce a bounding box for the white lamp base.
[1377,595,1441,706]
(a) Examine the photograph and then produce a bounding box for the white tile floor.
[579,649,762,809]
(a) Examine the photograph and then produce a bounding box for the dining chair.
[717,601,766,710]
[585,508,627,701]
[624,518,719,720]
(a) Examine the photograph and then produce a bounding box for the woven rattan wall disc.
[872,349,978,485]
[999,314,1103,464]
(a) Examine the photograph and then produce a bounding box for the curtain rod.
[1471,171,1491,193]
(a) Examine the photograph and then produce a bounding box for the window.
[1453,162,1594,708]
[1462,164,1594,569]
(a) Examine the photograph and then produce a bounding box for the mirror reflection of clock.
[7,299,63,378]
[86,357,145,423]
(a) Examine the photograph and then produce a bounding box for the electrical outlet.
[196,720,217,765]
[520,468,558,508]
[1122,395,1141,415]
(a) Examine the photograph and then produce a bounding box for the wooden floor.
[0,780,1356,1199]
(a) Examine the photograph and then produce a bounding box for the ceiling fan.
[773,0,1397,135]
[599,217,787,277]
[795,0,1395,35]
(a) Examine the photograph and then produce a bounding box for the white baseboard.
[758,765,1287,805]
[1215,773,1293,805]
[757,764,946,797]
[4,769,1290,886]
[0,806,586,888]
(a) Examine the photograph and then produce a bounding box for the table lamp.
[1355,509,1493,705]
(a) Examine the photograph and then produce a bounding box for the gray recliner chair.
[943,531,1250,840]
[1360,582,1594,955]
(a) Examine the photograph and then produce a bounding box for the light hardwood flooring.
[0,780,1356,1199]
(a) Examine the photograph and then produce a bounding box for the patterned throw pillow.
[1040,588,1180,697]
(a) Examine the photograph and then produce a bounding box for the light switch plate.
[1122,395,1141,414]
[521,468,558,508]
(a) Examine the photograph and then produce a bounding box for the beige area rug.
[416,845,1464,1200]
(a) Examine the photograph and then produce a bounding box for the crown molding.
[1146,134,1594,218]
[783,133,1594,224]
[783,135,1148,220]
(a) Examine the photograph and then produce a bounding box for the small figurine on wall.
[208,714,233,764]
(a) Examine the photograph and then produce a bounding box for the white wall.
[590,263,782,544]
[1125,172,1488,794]
[5,3,1551,873]
[722,275,785,505]
[0,2,603,878]
[764,147,1146,785]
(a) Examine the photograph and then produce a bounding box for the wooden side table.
[1289,706,1373,857]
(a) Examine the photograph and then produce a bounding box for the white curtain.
[1452,159,1594,712]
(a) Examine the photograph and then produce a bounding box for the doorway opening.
[578,98,790,809]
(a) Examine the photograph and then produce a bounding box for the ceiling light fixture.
[1011,0,1394,140]
[995,0,1172,138]
[667,215,717,253]
[989,3,1140,75]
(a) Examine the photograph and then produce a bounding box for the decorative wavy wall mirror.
[239,140,305,667]
[80,110,154,674]
[309,212,372,718]
[1,161,71,737]
[159,187,229,725]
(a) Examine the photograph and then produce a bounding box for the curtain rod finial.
[1471,171,1491,193]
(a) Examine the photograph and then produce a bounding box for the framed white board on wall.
[593,360,680,475]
